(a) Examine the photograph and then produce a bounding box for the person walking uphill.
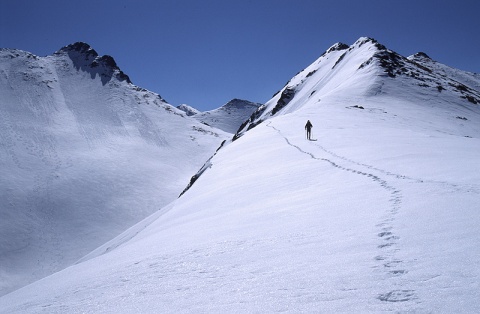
[305,120,313,140]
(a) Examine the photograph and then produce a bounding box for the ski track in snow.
[266,122,420,308]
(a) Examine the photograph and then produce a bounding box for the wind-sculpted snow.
[1,37,480,312]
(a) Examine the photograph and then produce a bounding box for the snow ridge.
[235,37,480,139]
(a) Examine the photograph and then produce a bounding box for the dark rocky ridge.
[57,42,131,85]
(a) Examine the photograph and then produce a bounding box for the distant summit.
[193,99,261,133]
[411,52,432,60]
[57,42,98,57]
[223,98,261,111]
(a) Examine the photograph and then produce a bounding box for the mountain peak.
[56,42,131,85]
[223,98,261,110]
[355,36,375,45]
[353,37,387,51]
[57,42,98,57]
[325,42,349,54]
[234,36,480,139]
[411,52,432,60]
[191,99,261,134]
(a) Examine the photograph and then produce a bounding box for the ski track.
[266,122,419,308]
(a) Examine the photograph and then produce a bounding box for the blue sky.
[1,0,479,111]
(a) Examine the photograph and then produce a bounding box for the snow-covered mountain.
[235,38,480,139]
[177,100,260,133]
[0,42,230,296]
[2,37,480,313]
[191,99,261,133]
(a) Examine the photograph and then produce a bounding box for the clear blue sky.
[1,0,479,111]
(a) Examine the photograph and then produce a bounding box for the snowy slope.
[0,43,230,296]
[191,99,261,133]
[1,37,480,313]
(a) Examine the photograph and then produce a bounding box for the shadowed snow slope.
[0,43,230,296]
[1,37,480,312]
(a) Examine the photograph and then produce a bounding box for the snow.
[0,45,230,296]
[193,99,261,133]
[177,99,260,133]
[1,38,480,313]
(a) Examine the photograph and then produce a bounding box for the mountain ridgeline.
[234,37,479,140]
[56,42,132,85]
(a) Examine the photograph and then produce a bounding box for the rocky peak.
[91,55,119,70]
[223,98,261,111]
[408,52,434,65]
[56,42,98,58]
[325,42,349,54]
[412,52,432,60]
[56,42,131,85]
[355,36,376,46]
